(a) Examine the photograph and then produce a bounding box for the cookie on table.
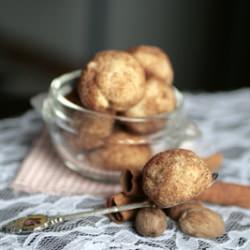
[143,149,213,207]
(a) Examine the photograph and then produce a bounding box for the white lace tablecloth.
[0,89,250,250]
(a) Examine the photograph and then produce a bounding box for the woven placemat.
[11,131,120,197]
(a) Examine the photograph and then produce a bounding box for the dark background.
[0,0,249,118]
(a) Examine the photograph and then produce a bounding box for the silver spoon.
[1,173,218,235]
[0,200,153,235]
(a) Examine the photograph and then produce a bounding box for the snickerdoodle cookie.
[129,45,174,84]
[123,77,176,133]
[78,50,146,112]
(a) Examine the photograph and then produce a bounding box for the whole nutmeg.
[142,149,213,207]
[123,77,176,134]
[179,207,225,238]
[128,45,174,83]
[78,50,146,112]
[135,208,167,237]
[87,131,152,171]
[167,201,204,220]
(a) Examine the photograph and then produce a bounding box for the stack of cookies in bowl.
[45,45,196,182]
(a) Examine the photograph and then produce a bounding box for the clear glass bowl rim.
[50,70,184,122]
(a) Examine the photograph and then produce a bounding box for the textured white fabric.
[0,89,250,250]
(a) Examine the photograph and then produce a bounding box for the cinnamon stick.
[120,169,144,197]
[196,181,250,209]
[203,153,223,172]
[106,192,136,223]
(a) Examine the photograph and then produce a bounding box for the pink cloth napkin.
[11,131,120,197]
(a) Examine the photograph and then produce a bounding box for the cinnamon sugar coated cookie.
[129,45,174,83]
[124,77,176,133]
[142,149,213,207]
[69,112,114,150]
[87,131,152,171]
[78,50,146,112]
[104,130,148,145]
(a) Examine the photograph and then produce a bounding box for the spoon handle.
[63,200,152,221]
[1,201,152,235]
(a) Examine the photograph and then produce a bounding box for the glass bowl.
[39,70,200,183]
